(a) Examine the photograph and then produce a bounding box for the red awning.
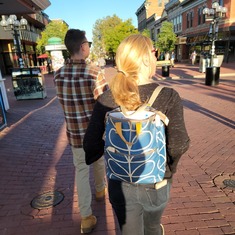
[37,54,49,59]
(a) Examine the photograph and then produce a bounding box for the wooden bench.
[156,60,171,67]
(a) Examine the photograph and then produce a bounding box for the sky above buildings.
[44,0,144,41]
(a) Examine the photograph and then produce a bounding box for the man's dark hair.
[64,29,86,56]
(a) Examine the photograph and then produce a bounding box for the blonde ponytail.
[110,34,155,111]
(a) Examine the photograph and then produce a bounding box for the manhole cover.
[213,174,235,190]
[223,179,235,188]
[31,191,64,209]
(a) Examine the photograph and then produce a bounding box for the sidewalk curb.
[155,73,235,80]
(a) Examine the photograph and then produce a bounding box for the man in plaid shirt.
[54,29,109,234]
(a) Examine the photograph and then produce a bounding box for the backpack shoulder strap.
[148,85,164,107]
[148,85,169,126]
[120,85,164,118]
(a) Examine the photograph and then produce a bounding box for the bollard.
[162,65,170,77]
[205,66,220,86]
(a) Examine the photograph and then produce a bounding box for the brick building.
[181,0,235,62]
[136,0,170,41]
[136,0,235,63]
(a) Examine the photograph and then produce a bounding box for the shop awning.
[37,54,49,59]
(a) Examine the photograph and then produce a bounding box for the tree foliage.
[92,15,138,59]
[36,21,68,54]
[155,21,177,52]
[104,19,138,54]
[141,29,151,38]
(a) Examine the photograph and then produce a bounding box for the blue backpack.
[104,86,169,184]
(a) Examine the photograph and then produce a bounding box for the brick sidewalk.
[0,63,234,235]
[154,61,235,80]
[105,61,235,84]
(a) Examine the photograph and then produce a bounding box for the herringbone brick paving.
[0,61,234,235]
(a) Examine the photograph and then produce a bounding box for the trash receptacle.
[205,66,220,86]
[199,54,211,73]
[199,56,206,73]
[162,65,170,77]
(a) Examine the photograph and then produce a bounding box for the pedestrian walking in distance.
[170,51,175,67]
[190,50,197,65]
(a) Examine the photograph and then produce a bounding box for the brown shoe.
[95,187,106,201]
[81,215,97,234]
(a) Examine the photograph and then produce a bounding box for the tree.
[92,15,138,60]
[92,15,122,59]
[141,29,151,38]
[36,21,68,54]
[155,21,177,53]
[104,19,138,57]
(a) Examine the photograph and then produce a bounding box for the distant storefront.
[185,27,235,63]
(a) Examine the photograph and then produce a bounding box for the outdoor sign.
[45,44,66,51]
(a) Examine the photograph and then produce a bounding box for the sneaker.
[81,215,97,234]
[95,187,106,201]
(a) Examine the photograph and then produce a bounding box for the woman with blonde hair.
[84,34,190,235]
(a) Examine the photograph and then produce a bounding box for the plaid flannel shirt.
[54,59,109,148]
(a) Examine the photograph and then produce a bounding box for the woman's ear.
[142,55,150,67]
[139,61,151,84]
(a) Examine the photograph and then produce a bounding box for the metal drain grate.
[223,179,235,188]
[31,191,64,209]
[213,174,235,190]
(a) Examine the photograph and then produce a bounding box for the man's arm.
[93,72,109,100]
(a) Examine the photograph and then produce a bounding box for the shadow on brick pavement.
[0,62,234,235]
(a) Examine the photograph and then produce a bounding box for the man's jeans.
[72,147,105,217]
[109,179,171,235]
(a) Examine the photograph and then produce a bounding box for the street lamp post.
[0,15,28,68]
[203,2,227,86]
